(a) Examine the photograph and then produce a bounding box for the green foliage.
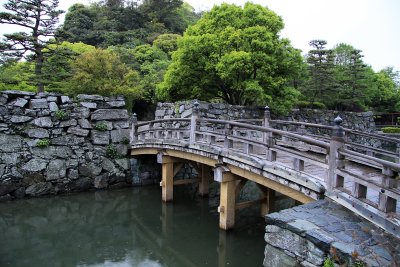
[381,127,400,133]
[296,101,326,109]
[95,122,108,131]
[158,3,303,113]
[0,0,64,92]
[122,137,130,144]
[56,0,199,48]
[0,62,36,92]
[67,48,142,101]
[323,258,334,267]
[55,110,67,120]
[106,144,122,159]
[36,139,50,148]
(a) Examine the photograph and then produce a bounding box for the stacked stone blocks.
[0,90,131,200]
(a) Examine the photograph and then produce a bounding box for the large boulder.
[79,163,102,178]
[46,159,67,181]
[25,182,53,196]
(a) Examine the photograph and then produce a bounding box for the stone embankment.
[0,90,132,200]
[264,200,399,267]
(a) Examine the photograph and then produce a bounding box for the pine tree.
[0,0,63,92]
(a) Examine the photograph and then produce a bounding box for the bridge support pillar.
[198,165,212,197]
[260,187,275,217]
[161,162,174,202]
[215,165,239,230]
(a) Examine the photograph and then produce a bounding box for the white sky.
[1,0,399,71]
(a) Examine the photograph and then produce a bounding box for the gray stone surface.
[115,158,130,170]
[59,119,77,128]
[30,99,48,109]
[26,128,49,138]
[264,200,400,267]
[61,95,71,103]
[32,117,53,128]
[106,100,125,107]
[77,94,103,101]
[110,129,130,143]
[25,182,53,196]
[22,159,48,172]
[13,98,28,107]
[46,159,66,181]
[79,163,102,178]
[91,130,109,145]
[10,115,32,123]
[80,102,97,109]
[0,134,23,152]
[78,118,92,129]
[67,126,90,137]
[94,174,109,189]
[91,109,129,121]
[49,102,59,112]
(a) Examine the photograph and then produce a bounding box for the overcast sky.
[1,0,399,71]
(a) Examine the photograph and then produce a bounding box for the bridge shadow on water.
[0,186,267,267]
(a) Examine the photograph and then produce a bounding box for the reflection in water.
[0,187,265,267]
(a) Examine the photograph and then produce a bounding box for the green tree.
[42,41,95,92]
[0,62,35,91]
[367,67,400,112]
[304,40,336,107]
[68,48,142,102]
[0,0,63,92]
[158,3,302,113]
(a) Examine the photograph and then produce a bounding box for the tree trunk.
[35,50,44,93]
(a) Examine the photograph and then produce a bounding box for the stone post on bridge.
[263,106,276,161]
[130,113,137,143]
[189,101,199,145]
[327,116,345,192]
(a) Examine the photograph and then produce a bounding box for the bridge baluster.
[149,122,154,139]
[378,166,397,213]
[263,106,276,161]
[224,123,233,149]
[327,116,345,192]
[189,101,199,145]
[130,113,137,143]
[396,143,400,164]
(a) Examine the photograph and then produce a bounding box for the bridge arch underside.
[131,142,326,230]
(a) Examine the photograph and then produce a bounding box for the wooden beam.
[162,162,174,202]
[258,186,275,216]
[130,147,159,156]
[219,179,237,230]
[173,163,184,177]
[227,164,313,204]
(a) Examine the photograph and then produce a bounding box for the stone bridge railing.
[130,102,400,238]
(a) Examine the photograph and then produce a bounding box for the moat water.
[0,186,265,267]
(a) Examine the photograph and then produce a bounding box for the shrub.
[95,122,108,131]
[382,127,400,133]
[296,101,326,110]
[36,139,50,148]
[323,258,334,267]
[55,110,67,120]
[106,144,121,159]
[122,137,130,144]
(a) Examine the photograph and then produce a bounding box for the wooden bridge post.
[263,106,276,161]
[189,101,199,145]
[327,116,345,192]
[224,123,233,149]
[198,164,211,197]
[130,113,137,142]
[158,154,175,202]
[215,165,238,230]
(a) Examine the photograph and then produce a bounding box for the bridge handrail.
[271,119,400,143]
[136,118,191,127]
[198,118,330,149]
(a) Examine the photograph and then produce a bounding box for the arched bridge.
[130,103,400,238]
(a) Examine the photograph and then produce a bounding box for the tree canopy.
[158,3,303,113]
[0,0,63,92]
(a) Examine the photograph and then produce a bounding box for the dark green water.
[0,187,265,267]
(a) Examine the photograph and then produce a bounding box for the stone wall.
[155,100,376,132]
[0,90,132,200]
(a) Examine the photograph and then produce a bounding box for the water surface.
[0,186,265,267]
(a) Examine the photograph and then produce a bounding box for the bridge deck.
[130,113,400,237]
